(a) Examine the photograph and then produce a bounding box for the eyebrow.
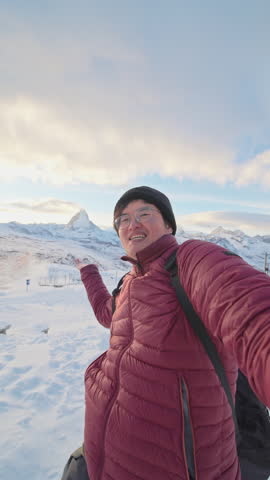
[121,206,152,216]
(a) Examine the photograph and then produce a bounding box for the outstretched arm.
[177,240,270,406]
[76,261,113,329]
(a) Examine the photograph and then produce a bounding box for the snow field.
[0,266,113,480]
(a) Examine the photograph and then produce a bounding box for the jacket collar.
[121,234,178,273]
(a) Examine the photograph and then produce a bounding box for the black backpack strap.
[111,274,128,314]
[165,250,240,444]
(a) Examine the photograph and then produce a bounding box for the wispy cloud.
[178,211,270,236]
[1,199,81,214]
[0,198,81,223]
[168,192,270,212]
[0,14,143,97]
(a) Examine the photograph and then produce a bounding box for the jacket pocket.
[84,350,107,382]
[180,378,196,480]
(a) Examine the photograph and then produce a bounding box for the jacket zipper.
[181,378,196,480]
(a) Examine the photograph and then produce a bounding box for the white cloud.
[0,198,81,224]
[3,199,81,214]
[2,96,270,190]
[168,192,270,211]
[236,151,270,188]
[178,211,270,236]
[0,97,236,187]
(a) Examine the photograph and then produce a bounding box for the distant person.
[61,186,270,480]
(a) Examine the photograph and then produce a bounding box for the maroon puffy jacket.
[80,234,270,480]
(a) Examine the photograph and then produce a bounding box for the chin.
[130,244,148,258]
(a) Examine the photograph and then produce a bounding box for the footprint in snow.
[3,354,14,362]
[0,401,9,413]
[17,416,32,427]
[12,365,32,375]
[0,324,11,334]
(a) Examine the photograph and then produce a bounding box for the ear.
[166,224,173,234]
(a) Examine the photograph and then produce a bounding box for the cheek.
[119,232,128,247]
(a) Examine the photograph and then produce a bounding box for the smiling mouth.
[129,235,146,241]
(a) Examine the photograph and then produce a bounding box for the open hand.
[74,258,88,271]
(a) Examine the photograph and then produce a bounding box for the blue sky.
[1,1,270,234]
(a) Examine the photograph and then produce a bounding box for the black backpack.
[112,251,270,480]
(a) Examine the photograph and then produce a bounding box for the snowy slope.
[0,271,113,480]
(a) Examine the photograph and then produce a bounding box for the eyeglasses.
[114,206,160,230]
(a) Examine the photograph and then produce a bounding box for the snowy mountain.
[0,210,120,257]
[175,225,269,272]
[66,209,98,231]
[0,211,125,291]
[0,213,270,292]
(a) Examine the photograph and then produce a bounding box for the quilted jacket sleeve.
[176,239,270,406]
[80,264,112,328]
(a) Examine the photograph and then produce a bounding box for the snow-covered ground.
[0,264,116,480]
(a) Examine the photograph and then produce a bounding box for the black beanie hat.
[113,186,177,235]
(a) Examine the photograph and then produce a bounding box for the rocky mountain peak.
[210,226,244,237]
[66,209,95,230]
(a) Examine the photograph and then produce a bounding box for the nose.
[128,215,141,228]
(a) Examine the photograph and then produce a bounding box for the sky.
[1,0,270,235]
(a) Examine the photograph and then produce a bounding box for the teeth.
[130,235,146,240]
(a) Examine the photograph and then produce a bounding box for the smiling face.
[118,199,173,259]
